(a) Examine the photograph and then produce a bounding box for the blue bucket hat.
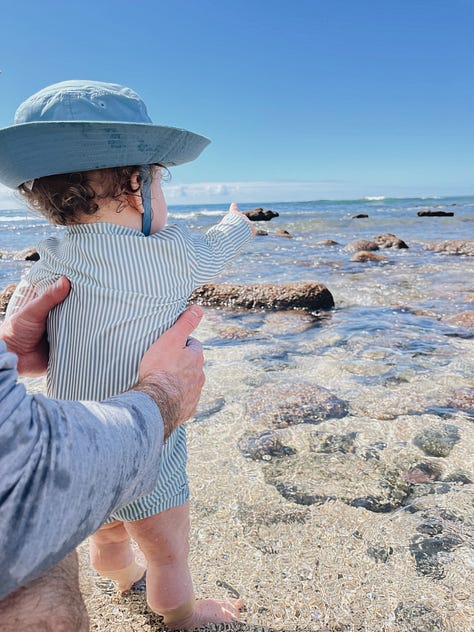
[0,80,210,188]
[0,80,211,234]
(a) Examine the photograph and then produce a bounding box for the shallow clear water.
[2,196,473,629]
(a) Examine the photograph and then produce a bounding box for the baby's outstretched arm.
[228,202,257,237]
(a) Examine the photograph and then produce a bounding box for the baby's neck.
[78,199,142,232]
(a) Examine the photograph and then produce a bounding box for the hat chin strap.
[140,170,152,236]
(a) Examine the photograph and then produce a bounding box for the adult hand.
[134,305,205,439]
[0,277,70,376]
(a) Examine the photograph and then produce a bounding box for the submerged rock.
[238,430,296,460]
[373,233,409,249]
[409,534,462,579]
[445,388,474,414]
[446,311,474,329]
[246,382,348,428]
[413,424,461,457]
[311,431,357,454]
[351,250,388,262]
[263,453,410,512]
[345,239,379,252]
[190,282,335,312]
[352,213,369,219]
[275,228,293,238]
[395,601,446,631]
[424,240,474,255]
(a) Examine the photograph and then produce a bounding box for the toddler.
[3,80,255,630]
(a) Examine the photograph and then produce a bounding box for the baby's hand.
[229,202,256,236]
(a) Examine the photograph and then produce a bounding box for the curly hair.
[17,165,166,226]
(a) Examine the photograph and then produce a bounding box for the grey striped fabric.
[24,213,252,521]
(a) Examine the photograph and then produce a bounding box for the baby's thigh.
[90,520,128,545]
[125,502,190,561]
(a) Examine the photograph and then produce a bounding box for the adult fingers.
[24,277,71,322]
[163,305,204,347]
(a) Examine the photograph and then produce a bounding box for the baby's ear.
[127,172,144,213]
[130,171,141,192]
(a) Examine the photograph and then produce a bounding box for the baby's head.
[18,164,165,227]
[0,80,210,234]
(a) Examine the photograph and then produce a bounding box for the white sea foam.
[0,215,31,223]
[364,196,386,201]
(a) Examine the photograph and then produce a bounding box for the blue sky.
[1,0,473,207]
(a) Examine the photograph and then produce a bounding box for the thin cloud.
[163,180,349,204]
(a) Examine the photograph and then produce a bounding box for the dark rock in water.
[417,210,454,217]
[275,228,293,238]
[192,397,226,422]
[190,282,335,312]
[366,545,393,563]
[352,213,369,219]
[311,431,357,454]
[238,430,296,460]
[409,534,461,579]
[0,284,17,314]
[407,481,453,499]
[263,454,410,511]
[395,601,446,631]
[235,501,309,527]
[345,239,380,252]
[413,424,460,457]
[358,442,387,461]
[416,517,444,536]
[273,482,332,506]
[14,247,40,261]
[255,229,268,236]
[424,239,474,255]
[243,208,279,221]
[318,239,339,246]
[443,470,472,484]
[351,250,388,262]
[402,462,443,484]
[373,233,409,249]
[246,382,348,428]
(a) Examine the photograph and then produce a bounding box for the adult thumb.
[164,305,204,347]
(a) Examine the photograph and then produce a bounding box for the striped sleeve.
[189,211,253,285]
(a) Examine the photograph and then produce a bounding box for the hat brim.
[0,121,211,188]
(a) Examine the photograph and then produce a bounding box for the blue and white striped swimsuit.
[24,214,252,521]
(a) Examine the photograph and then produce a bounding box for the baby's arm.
[5,279,39,318]
[190,202,255,285]
[228,202,257,237]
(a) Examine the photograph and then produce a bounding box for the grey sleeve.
[0,342,164,598]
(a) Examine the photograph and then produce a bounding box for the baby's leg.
[89,520,145,593]
[125,503,242,631]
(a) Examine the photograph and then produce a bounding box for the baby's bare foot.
[164,598,243,631]
[97,560,146,593]
[193,598,242,627]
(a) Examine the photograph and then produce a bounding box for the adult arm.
[0,285,204,598]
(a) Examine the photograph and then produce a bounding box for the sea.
[1,195,473,628]
[2,194,474,422]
